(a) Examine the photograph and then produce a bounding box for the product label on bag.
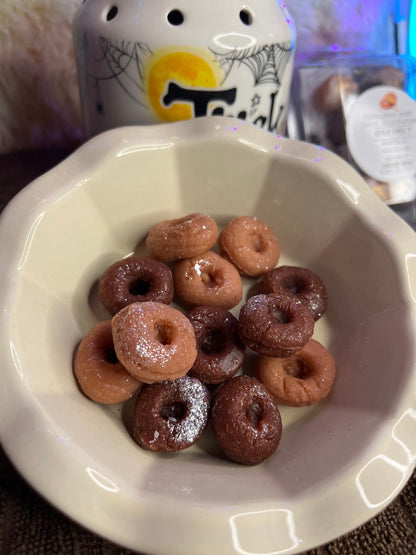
[346,86,416,183]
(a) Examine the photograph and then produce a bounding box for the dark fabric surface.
[0,149,415,555]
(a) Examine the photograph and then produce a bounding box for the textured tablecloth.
[0,149,415,555]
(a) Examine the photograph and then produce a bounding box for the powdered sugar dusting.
[165,376,210,448]
[112,301,197,381]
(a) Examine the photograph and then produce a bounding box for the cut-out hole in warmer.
[167,9,184,25]
[239,8,254,25]
[106,5,118,21]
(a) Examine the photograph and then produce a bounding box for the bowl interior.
[2,118,415,553]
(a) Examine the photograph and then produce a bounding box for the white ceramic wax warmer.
[73,0,296,137]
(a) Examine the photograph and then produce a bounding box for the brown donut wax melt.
[73,211,336,466]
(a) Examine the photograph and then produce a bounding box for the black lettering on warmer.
[163,82,237,117]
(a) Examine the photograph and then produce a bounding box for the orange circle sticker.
[379,92,397,110]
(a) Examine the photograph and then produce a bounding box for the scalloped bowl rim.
[0,116,415,555]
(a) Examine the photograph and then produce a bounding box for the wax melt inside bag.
[289,55,416,205]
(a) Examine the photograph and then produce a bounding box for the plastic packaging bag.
[290,54,416,204]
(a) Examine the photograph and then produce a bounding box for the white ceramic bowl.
[0,117,415,555]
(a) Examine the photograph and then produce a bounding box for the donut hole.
[201,269,222,288]
[105,346,119,364]
[160,401,187,421]
[282,357,309,379]
[271,307,291,324]
[154,321,175,345]
[250,232,265,253]
[128,278,151,297]
[245,400,263,427]
[283,277,307,295]
[200,329,226,354]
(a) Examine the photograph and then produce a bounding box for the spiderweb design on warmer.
[211,42,293,88]
[92,37,153,107]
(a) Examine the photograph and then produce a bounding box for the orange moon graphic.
[146,50,220,121]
